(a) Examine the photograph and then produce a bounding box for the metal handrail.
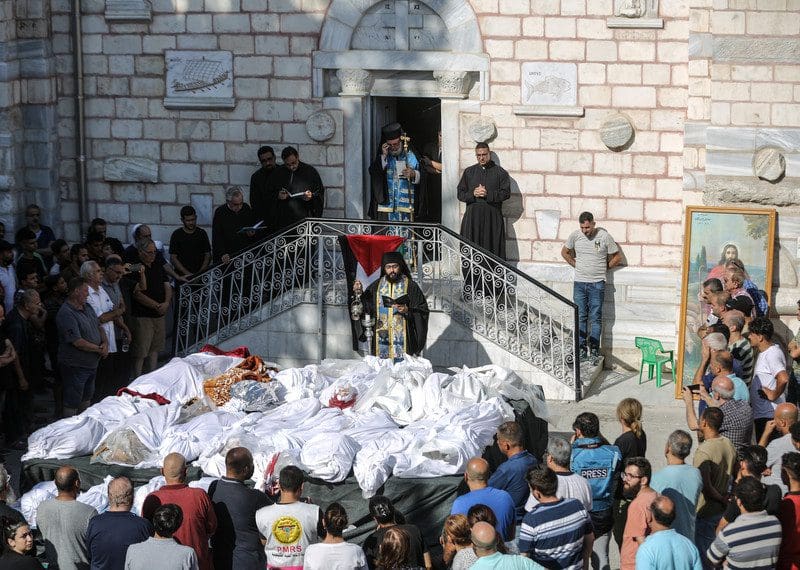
[175,219,581,400]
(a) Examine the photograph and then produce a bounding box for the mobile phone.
[128,263,142,273]
[685,384,702,393]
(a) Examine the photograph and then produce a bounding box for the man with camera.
[682,373,753,453]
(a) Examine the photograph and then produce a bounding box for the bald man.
[635,496,702,570]
[87,476,151,570]
[760,402,799,493]
[142,453,217,570]
[208,447,271,570]
[471,521,544,569]
[37,465,98,570]
[451,458,516,540]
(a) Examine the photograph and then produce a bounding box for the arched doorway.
[312,0,488,229]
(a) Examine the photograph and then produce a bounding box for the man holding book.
[266,146,325,231]
[357,251,429,361]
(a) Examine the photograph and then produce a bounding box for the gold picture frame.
[675,206,776,396]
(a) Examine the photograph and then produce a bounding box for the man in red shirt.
[779,451,800,570]
[142,453,217,570]
[620,457,658,570]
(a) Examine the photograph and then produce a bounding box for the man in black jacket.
[249,145,277,232]
[212,186,257,265]
[266,146,324,231]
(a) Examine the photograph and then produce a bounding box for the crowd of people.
[0,204,217,446]
[1,138,798,569]
[1,395,799,569]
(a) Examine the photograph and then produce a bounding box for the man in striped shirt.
[518,465,593,570]
[707,476,782,569]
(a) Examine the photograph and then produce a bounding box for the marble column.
[440,99,461,232]
[340,95,366,219]
[336,69,373,220]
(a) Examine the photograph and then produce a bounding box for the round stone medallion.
[753,147,785,182]
[600,113,634,149]
[469,117,496,143]
[306,111,336,142]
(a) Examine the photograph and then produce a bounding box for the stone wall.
[45,0,692,262]
[465,1,689,272]
[0,0,22,228]
[686,0,800,316]
[54,0,345,245]
[0,0,60,233]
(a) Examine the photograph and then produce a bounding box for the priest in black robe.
[357,252,429,360]
[457,142,511,259]
[249,145,277,232]
[267,146,325,231]
[368,122,428,221]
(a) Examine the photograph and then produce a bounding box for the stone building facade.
[2,0,800,367]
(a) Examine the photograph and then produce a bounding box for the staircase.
[175,219,582,400]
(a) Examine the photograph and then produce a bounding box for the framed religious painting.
[675,206,776,396]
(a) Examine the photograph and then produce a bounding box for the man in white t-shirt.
[561,212,622,363]
[81,260,126,400]
[526,436,592,513]
[255,465,321,570]
[748,317,790,442]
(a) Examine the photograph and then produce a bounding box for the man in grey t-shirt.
[561,212,621,363]
[37,465,98,570]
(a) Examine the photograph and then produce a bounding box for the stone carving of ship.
[172,59,229,93]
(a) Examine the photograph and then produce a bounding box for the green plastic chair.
[634,337,674,387]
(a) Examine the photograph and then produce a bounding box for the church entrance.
[370,96,442,223]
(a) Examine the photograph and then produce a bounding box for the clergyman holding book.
[354,252,429,361]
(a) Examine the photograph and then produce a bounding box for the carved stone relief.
[608,0,663,28]
[163,51,234,109]
[105,0,152,21]
[336,68,372,95]
[306,111,336,142]
[753,148,786,182]
[351,0,449,51]
[104,157,158,183]
[468,117,496,143]
[600,114,635,150]
[433,71,468,97]
[521,62,577,107]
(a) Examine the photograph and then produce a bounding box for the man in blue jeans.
[561,212,621,363]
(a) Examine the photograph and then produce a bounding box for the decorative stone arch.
[319,0,483,53]
[313,0,488,226]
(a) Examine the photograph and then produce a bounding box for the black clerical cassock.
[266,162,325,230]
[457,160,511,260]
